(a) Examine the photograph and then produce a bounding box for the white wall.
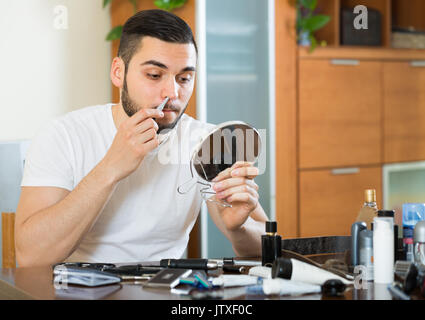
[0,0,112,141]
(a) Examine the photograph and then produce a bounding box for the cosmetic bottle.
[261,221,281,267]
[373,217,394,284]
[356,189,378,230]
[375,210,398,262]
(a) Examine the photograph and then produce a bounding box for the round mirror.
[177,121,262,207]
[192,120,262,182]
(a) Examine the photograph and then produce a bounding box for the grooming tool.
[209,257,262,268]
[159,258,218,270]
[144,268,192,289]
[53,265,121,287]
[388,284,411,300]
[157,97,169,112]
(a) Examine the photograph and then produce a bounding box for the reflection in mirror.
[178,121,262,208]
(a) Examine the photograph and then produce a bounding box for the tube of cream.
[246,278,321,296]
[263,278,322,295]
[210,275,260,287]
[273,258,353,285]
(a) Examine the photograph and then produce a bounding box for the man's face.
[121,36,197,133]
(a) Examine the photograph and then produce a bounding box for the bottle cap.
[365,189,376,203]
[321,279,346,297]
[414,221,425,243]
[271,257,292,279]
[377,210,395,218]
[373,217,393,231]
[265,221,277,233]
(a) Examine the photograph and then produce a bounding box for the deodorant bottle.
[373,217,394,284]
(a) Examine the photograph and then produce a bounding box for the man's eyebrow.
[140,60,168,69]
[181,66,196,72]
[140,60,196,72]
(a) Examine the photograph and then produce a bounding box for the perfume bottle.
[356,189,378,229]
[261,221,282,267]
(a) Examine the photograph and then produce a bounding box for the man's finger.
[230,166,259,179]
[128,108,164,126]
[226,193,257,207]
[213,177,257,192]
[135,117,159,134]
[216,184,259,200]
[212,161,253,182]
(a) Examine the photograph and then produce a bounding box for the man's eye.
[147,73,161,80]
[178,76,191,83]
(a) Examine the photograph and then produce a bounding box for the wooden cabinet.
[276,0,425,239]
[299,166,382,237]
[383,61,425,163]
[299,59,382,169]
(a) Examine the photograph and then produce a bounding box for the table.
[1,255,423,300]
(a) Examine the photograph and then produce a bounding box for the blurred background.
[1,0,425,264]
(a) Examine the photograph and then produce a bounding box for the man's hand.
[211,161,260,231]
[99,108,164,183]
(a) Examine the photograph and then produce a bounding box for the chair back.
[2,212,16,268]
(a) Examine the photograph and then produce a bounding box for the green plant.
[296,0,330,52]
[103,0,188,41]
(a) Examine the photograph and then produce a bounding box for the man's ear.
[110,57,125,89]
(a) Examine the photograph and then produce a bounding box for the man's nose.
[161,78,179,100]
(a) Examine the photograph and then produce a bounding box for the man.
[15,9,268,267]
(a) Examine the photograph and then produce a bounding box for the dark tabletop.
[1,255,423,300]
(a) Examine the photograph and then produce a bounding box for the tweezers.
[157,97,169,111]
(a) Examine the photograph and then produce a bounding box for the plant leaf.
[103,0,113,8]
[300,0,317,10]
[302,14,330,32]
[106,25,123,41]
[154,0,187,11]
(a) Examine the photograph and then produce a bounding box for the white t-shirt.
[21,103,215,263]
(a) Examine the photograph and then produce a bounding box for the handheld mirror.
[177,121,262,208]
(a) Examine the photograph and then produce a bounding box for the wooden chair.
[2,212,16,269]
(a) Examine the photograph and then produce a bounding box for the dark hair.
[118,9,197,70]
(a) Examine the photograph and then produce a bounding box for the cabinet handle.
[330,59,360,66]
[410,61,425,68]
[331,167,360,175]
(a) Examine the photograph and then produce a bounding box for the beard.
[121,77,188,133]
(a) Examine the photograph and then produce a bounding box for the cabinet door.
[299,59,382,169]
[383,61,425,163]
[299,166,382,237]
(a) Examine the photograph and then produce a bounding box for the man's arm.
[15,164,117,267]
[206,162,268,257]
[207,200,267,257]
[15,108,164,267]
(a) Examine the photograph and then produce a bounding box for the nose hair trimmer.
[156,97,170,146]
[157,97,169,112]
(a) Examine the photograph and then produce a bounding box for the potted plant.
[103,0,188,41]
[296,0,330,52]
